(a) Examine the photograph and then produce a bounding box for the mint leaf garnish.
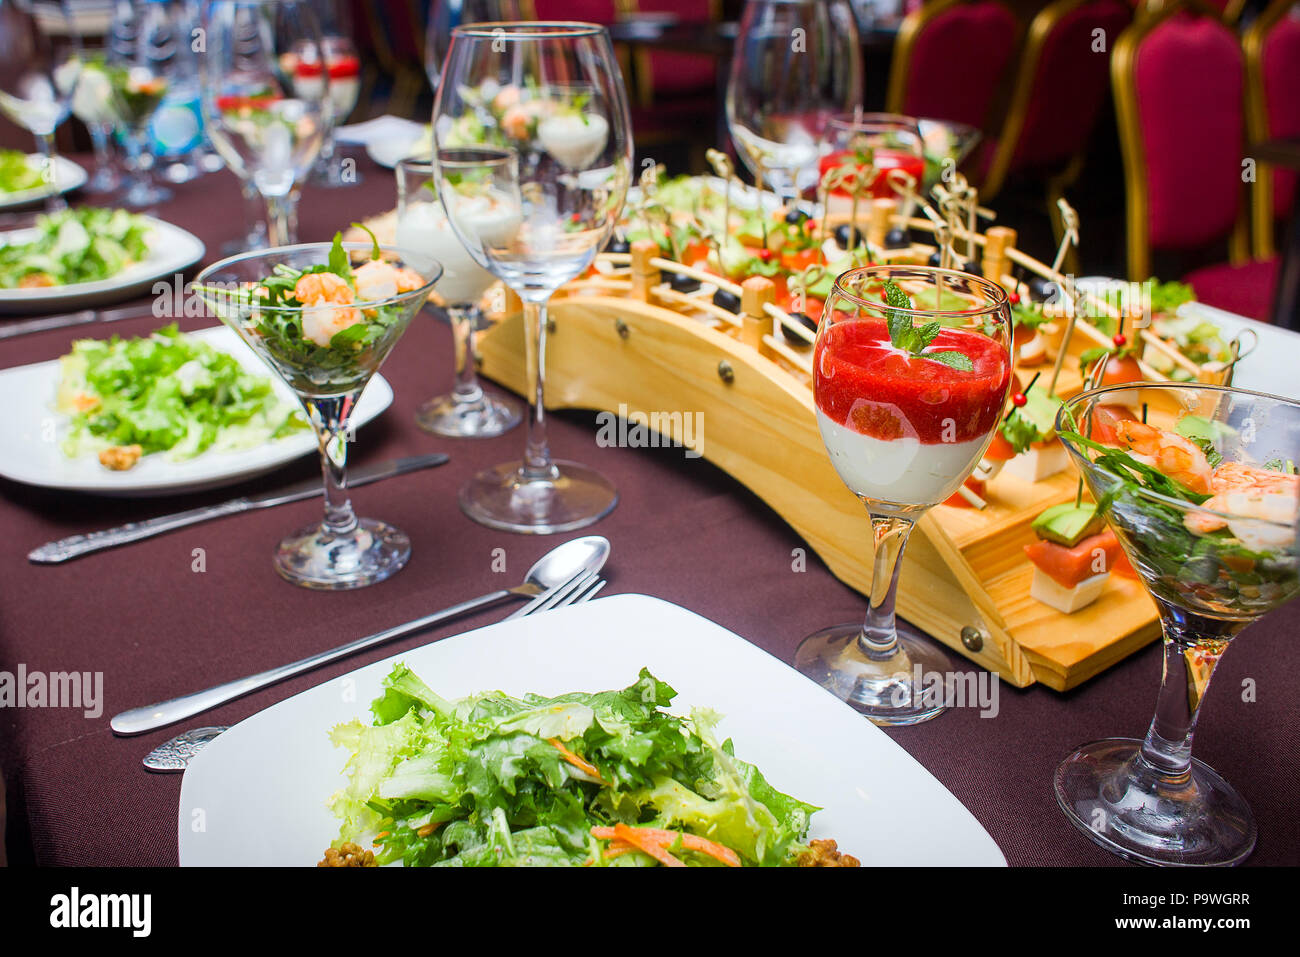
[925,350,974,371]
[881,279,975,371]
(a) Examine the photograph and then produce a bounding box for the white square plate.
[177,594,1007,866]
[0,324,392,495]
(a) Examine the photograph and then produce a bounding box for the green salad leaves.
[325,665,822,867]
[0,149,45,194]
[0,207,150,288]
[57,324,307,463]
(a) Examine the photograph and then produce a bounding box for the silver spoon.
[143,726,228,773]
[112,536,611,737]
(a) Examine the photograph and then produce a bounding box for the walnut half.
[317,842,377,867]
[98,444,143,471]
[796,839,861,867]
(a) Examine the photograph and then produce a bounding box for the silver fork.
[140,571,608,770]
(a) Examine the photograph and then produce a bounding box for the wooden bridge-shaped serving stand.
[471,212,1229,689]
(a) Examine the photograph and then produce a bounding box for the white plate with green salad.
[0,323,392,495]
[0,151,87,210]
[178,594,1007,867]
[0,206,205,314]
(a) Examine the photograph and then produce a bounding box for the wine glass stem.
[304,395,358,536]
[264,192,297,246]
[448,304,484,404]
[1136,612,1236,783]
[858,511,916,658]
[34,132,65,213]
[521,298,558,480]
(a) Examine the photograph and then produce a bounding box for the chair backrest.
[1245,0,1300,258]
[886,0,1019,133]
[981,0,1131,199]
[624,0,720,104]
[528,0,619,21]
[1112,2,1246,279]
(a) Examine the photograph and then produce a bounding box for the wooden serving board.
[475,284,1162,690]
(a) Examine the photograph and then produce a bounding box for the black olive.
[1026,275,1055,302]
[668,271,701,293]
[781,312,818,346]
[884,227,909,249]
[712,288,741,313]
[927,251,943,267]
[963,259,983,276]
[605,236,630,254]
[833,224,864,248]
[785,207,811,226]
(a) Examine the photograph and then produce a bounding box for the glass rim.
[451,20,607,39]
[1057,381,1300,530]
[433,145,516,169]
[194,242,442,314]
[827,111,923,133]
[829,264,1010,319]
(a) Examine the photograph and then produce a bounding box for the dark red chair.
[527,0,618,21]
[886,0,1019,137]
[625,0,719,103]
[1244,0,1300,261]
[980,0,1132,201]
[1112,0,1276,318]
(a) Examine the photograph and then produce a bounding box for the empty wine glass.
[201,0,332,245]
[433,22,633,533]
[396,156,522,438]
[1055,382,1300,865]
[299,0,362,189]
[423,0,522,94]
[726,0,861,201]
[0,0,82,212]
[70,49,122,195]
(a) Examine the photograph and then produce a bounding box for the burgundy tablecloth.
[1,154,1297,867]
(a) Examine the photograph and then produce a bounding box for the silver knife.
[0,306,147,340]
[28,452,449,564]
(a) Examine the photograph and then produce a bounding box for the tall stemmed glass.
[70,49,122,195]
[726,0,861,202]
[298,0,362,189]
[0,0,81,212]
[433,22,632,533]
[396,156,522,438]
[1055,382,1300,865]
[107,0,173,208]
[423,0,522,94]
[195,244,441,588]
[796,266,1012,724]
[201,0,333,246]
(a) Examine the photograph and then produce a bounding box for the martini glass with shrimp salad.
[1054,383,1300,865]
[795,266,1013,724]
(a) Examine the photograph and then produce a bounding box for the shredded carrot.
[591,825,742,868]
[547,737,609,785]
[610,823,685,867]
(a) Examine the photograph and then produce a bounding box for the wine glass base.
[1054,738,1256,866]
[415,392,523,438]
[122,180,173,209]
[273,517,410,590]
[794,622,952,726]
[85,169,121,194]
[308,164,363,188]
[459,460,617,534]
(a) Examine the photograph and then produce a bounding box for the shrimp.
[1185,461,1299,549]
[294,272,354,305]
[301,304,363,347]
[1112,420,1214,495]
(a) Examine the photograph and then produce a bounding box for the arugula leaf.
[327,231,353,282]
[350,221,383,261]
[881,279,975,371]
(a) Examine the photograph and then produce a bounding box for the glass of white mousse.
[396,156,522,437]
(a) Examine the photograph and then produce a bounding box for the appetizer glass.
[822,113,926,200]
[433,22,632,533]
[726,0,861,201]
[1055,383,1300,866]
[0,0,81,212]
[395,156,522,438]
[195,243,440,589]
[106,0,173,208]
[795,266,1013,724]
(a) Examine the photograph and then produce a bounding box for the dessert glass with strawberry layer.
[196,238,439,589]
[1055,382,1300,866]
[796,266,1013,725]
[818,113,926,213]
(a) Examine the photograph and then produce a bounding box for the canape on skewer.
[1024,503,1122,613]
